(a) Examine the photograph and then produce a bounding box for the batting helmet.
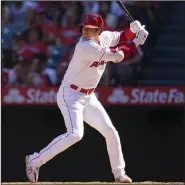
[80,13,104,30]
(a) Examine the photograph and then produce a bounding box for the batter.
[26,13,148,183]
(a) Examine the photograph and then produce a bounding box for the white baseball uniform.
[29,30,129,179]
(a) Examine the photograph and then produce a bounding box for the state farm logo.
[108,89,129,104]
[2,87,184,105]
[3,88,57,104]
[4,89,25,103]
[26,88,56,103]
[130,88,184,104]
[107,88,184,105]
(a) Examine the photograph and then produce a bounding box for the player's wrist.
[133,37,141,47]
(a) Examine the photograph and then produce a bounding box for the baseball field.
[2,182,184,185]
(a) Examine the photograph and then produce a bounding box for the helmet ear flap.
[98,27,102,35]
[97,15,104,30]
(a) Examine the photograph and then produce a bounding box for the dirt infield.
[2,182,184,185]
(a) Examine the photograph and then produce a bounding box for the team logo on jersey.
[90,60,107,68]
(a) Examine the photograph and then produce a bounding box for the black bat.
[116,1,134,22]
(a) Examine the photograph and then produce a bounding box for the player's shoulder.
[100,30,117,41]
[100,30,112,37]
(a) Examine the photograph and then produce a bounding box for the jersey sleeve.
[101,29,136,47]
[82,41,122,63]
[100,31,121,47]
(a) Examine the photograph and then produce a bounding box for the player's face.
[82,27,101,40]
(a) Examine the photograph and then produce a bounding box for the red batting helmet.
[80,13,104,30]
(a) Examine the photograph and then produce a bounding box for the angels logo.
[90,60,107,68]
[4,88,25,103]
[108,89,129,104]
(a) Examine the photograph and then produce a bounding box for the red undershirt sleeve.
[118,28,136,44]
[110,42,138,61]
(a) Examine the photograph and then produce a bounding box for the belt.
[70,84,94,95]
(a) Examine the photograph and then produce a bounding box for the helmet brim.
[79,24,99,29]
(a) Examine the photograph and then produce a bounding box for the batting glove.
[137,27,149,45]
[130,20,143,34]
[133,28,149,47]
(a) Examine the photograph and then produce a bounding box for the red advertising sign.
[1,86,184,106]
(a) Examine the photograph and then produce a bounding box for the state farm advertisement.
[2,86,184,106]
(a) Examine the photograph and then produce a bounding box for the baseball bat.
[116,1,135,22]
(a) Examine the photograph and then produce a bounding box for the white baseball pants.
[30,84,126,178]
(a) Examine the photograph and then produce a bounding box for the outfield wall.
[2,106,184,182]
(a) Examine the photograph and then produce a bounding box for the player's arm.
[119,28,136,43]
[116,27,149,62]
[101,29,135,47]
[83,40,139,64]
[118,21,145,43]
[118,21,147,44]
[83,41,124,63]
[114,42,138,61]
[105,20,146,47]
[83,27,148,63]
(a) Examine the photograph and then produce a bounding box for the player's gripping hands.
[130,20,144,34]
[133,28,149,47]
[130,20,149,47]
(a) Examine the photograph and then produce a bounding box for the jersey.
[62,31,121,89]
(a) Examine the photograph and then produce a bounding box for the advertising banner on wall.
[2,86,184,106]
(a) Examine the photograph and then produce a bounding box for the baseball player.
[26,13,148,183]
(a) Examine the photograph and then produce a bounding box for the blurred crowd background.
[2,1,160,88]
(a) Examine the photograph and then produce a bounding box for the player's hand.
[114,48,124,63]
[137,27,149,45]
[130,20,143,34]
[110,48,124,63]
[133,28,149,47]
